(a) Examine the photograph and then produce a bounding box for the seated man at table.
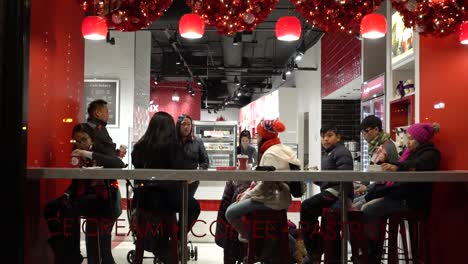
[300,124,354,264]
[353,115,399,208]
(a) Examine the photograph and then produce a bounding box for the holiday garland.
[291,0,383,34]
[187,0,279,35]
[79,0,173,32]
[391,0,466,37]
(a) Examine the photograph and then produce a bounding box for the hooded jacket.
[241,144,302,210]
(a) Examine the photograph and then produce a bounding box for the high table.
[27,168,468,264]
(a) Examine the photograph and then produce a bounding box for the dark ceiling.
[148,0,323,109]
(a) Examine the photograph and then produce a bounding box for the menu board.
[83,79,119,127]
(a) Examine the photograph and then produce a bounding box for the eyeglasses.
[361,128,373,134]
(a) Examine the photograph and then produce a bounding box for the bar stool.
[132,210,179,264]
[244,209,291,264]
[387,211,427,264]
[322,208,368,264]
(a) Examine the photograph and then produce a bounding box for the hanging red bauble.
[290,0,383,34]
[361,13,387,39]
[179,13,205,39]
[391,0,466,37]
[187,0,278,35]
[276,16,302,41]
[82,16,108,40]
[107,0,173,32]
[460,21,468,45]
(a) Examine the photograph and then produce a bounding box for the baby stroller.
[125,180,198,263]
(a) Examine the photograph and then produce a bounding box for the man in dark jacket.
[85,99,125,263]
[176,114,209,196]
[86,99,118,156]
[301,124,354,264]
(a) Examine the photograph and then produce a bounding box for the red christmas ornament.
[391,0,466,37]
[460,21,468,45]
[361,13,387,39]
[107,0,173,32]
[276,16,302,41]
[290,0,383,34]
[179,13,205,39]
[82,16,108,40]
[187,0,278,35]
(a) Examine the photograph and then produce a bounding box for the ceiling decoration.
[291,0,383,34]
[187,0,279,35]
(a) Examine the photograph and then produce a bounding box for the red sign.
[361,74,385,101]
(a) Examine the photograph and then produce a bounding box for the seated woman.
[44,123,125,264]
[237,129,258,166]
[362,122,441,264]
[131,111,201,262]
[225,119,305,262]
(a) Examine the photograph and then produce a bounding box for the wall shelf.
[390,91,415,103]
[392,50,415,71]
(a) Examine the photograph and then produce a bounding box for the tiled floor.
[81,241,224,264]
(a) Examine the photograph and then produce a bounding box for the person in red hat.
[225,119,305,262]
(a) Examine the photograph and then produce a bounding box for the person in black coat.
[176,114,209,197]
[131,112,201,261]
[86,99,118,157]
[44,123,125,264]
[362,122,441,264]
[301,124,354,264]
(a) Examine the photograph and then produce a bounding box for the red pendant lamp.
[276,16,301,41]
[460,21,468,45]
[82,16,108,40]
[179,14,205,39]
[360,13,387,39]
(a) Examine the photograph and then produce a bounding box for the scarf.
[259,137,281,157]
[368,132,391,159]
[385,148,411,186]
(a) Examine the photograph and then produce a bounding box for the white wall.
[85,31,151,165]
[200,108,240,122]
[295,40,322,196]
[278,87,298,144]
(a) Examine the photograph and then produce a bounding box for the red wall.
[321,33,361,97]
[26,0,84,262]
[419,34,468,263]
[149,81,202,121]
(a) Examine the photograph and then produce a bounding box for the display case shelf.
[390,91,415,103]
[392,51,414,71]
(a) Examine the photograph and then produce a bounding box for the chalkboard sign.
[83,79,119,127]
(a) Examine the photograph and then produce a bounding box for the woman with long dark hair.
[131,112,201,262]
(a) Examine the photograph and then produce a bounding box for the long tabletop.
[27,168,468,263]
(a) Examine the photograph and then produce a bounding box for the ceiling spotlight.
[207,109,211,114]
[172,90,180,102]
[281,72,287,81]
[237,90,242,97]
[190,90,195,97]
[295,52,303,61]
[234,75,240,86]
[214,109,218,114]
[176,56,181,65]
[233,32,241,46]
[286,69,292,75]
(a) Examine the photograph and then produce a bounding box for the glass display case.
[192,121,237,169]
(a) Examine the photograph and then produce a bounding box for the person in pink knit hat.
[360,122,441,264]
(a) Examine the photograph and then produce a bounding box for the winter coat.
[316,143,354,199]
[131,142,192,209]
[365,142,440,212]
[87,117,117,156]
[241,144,302,210]
[180,136,210,169]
